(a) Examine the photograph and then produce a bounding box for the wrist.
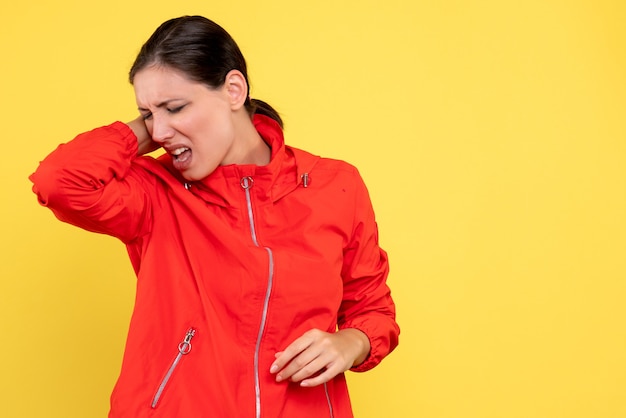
[126,116,158,155]
[338,328,371,367]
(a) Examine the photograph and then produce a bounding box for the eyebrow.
[138,99,182,112]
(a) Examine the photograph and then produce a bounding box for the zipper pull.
[178,328,196,355]
[301,173,310,188]
[240,176,254,189]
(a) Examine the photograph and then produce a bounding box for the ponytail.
[249,98,283,129]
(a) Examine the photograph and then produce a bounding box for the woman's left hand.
[269,328,370,387]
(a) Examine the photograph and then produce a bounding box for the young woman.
[30,15,399,418]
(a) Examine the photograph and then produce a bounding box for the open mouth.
[171,147,191,161]
[170,147,192,171]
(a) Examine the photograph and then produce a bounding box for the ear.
[224,70,248,111]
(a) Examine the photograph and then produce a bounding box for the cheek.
[145,121,154,136]
[199,118,234,145]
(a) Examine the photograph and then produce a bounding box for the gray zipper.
[240,176,275,418]
[324,382,335,418]
[151,328,196,409]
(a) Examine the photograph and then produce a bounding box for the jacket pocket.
[151,328,196,409]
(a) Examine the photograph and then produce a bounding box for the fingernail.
[300,381,309,387]
[276,374,283,382]
[270,364,278,373]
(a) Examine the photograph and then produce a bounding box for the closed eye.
[141,112,153,121]
[167,105,186,114]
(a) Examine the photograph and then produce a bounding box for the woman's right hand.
[127,115,160,155]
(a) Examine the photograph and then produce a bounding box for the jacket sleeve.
[29,122,154,243]
[338,167,400,372]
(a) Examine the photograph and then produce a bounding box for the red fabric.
[30,115,399,418]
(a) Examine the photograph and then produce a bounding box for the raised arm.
[30,119,160,243]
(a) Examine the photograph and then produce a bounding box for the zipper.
[324,382,335,418]
[150,328,196,409]
[240,176,275,418]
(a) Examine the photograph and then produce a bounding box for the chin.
[181,168,215,182]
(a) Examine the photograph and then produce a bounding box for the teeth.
[171,147,189,156]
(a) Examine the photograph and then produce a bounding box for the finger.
[270,331,318,374]
[287,354,330,383]
[274,347,323,382]
[270,346,304,374]
[299,362,343,387]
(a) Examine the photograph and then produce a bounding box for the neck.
[224,111,271,166]
[242,130,271,165]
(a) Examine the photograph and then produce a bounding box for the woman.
[30,15,399,418]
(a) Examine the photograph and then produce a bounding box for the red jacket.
[30,115,399,418]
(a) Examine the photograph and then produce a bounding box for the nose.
[150,115,174,143]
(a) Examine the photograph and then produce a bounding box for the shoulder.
[287,145,360,176]
[128,153,186,191]
[286,146,368,203]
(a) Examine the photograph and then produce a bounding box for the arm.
[270,168,399,385]
[337,168,399,372]
[29,118,160,243]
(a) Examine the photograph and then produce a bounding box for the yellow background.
[1,1,625,417]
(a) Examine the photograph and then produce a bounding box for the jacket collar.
[158,114,319,208]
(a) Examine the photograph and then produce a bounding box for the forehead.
[133,66,205,104]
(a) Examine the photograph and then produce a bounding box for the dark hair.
[129,15,282,127]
